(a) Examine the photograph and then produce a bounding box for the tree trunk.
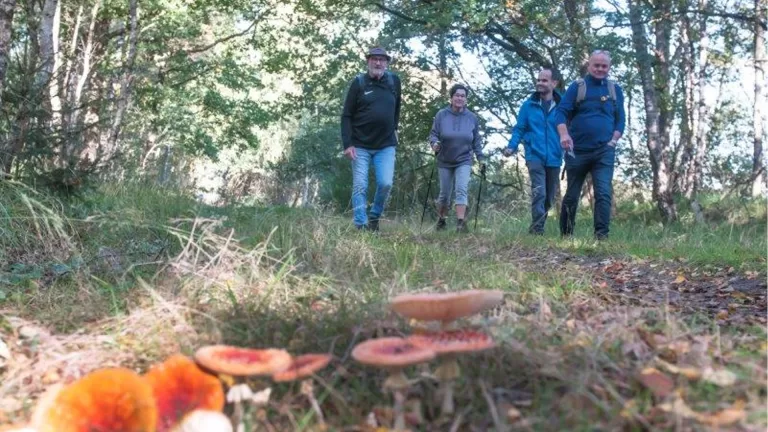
[690,0,710,195]
[628,0,678,223]
[64,0,101,161]
[49,0,62,127]
[106,0,138,158]
[752,0,766,196]
[676,7,697,195]
[34,0,58,100]
[0,0,16,116]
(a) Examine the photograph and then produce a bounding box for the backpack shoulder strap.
[607,79,617,101]
[575,78,586,104]
[356,73,366,91]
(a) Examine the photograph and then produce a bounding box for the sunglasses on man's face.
[369,57,389,63]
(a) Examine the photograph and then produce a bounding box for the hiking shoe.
[456,219,468,233]
[368,218,380,232]
[436,218,447,231]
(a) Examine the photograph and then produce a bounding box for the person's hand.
[344,147,357,161]
[560,134,573,150]
[431,143,441,154]
[608,139,617,147]
[502,148,515,157]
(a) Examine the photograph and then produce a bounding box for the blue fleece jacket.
[507,91,563,167]
[554,74,626,152]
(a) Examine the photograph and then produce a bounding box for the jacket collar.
[528,90,561,105]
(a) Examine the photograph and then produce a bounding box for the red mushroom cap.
[407,329,495,354]
[194,345,292,377]
[272,354,332,382]
[32,367,158,432]
[390,290,504,323]
[352,337,436,368]
[144,354,225,432]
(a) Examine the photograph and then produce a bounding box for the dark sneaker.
[436,218,447,231]
[368,218,380,232]
[456,219,468,233]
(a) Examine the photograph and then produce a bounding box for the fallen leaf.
[637,368,675,398]
[656,358,702,380]
[637,328,667,349]
[0,337,9,358]
[701,367,737,387]
[658,395,698,419]
[715,310,729,320]
[620,399,638,419]
[672,275,687,284]
[696,400,746,427]
[506,405,522,423]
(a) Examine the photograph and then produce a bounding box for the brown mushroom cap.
[390,290,504,323]
[272,354,332,382]
[406,329,495,354]
[352,337,436,368]
[194,345,292,377]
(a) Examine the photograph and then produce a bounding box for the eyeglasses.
[369,57,389,63]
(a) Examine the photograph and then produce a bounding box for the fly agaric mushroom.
[407,329,495,415]
[31,367,158,432]
[194,345,292,430]
[144,354,225,432]
[172,410,232,432]
[390,289,504,329]
[352,337,436,431]
[272,354,332,426]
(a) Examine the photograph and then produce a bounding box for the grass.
[0,182,765,430]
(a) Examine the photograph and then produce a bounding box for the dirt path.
[445,235,767,326]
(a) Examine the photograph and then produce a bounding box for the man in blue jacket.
[504,68,563,235]
[555,50,625,240]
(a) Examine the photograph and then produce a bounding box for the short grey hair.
[591,50,612,62]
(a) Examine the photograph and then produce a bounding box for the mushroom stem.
[233,402,244,432]
[393,389,406,431]
[383,369,410,431]
[300,379,325,426]
[434,357,460,415]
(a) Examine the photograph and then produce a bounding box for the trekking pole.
[474,165,485,230]
[420,155,437,229]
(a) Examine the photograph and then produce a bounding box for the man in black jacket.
[341,47,402,231]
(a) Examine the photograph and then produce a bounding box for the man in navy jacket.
[504,68,563,234]
[555,50,626,240]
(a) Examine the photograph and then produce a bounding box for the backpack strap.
[356,72,397,98]
[575,78,617,105]
[575,78,586,105]
[607,79,616,102]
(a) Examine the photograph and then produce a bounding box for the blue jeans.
[437,164,471,207]
[560,145,615,238]
[527,161,560,234]
[351,146,396,227]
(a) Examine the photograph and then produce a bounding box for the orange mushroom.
[352,337,436,430]
[272,354,332,426]
[31,367,158,432]
[194,345,292,430]
[194,345,292,377]
[144,354,225,432]
[390,289,504,328]
[408,329,496,415]
[272,354,331,382]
